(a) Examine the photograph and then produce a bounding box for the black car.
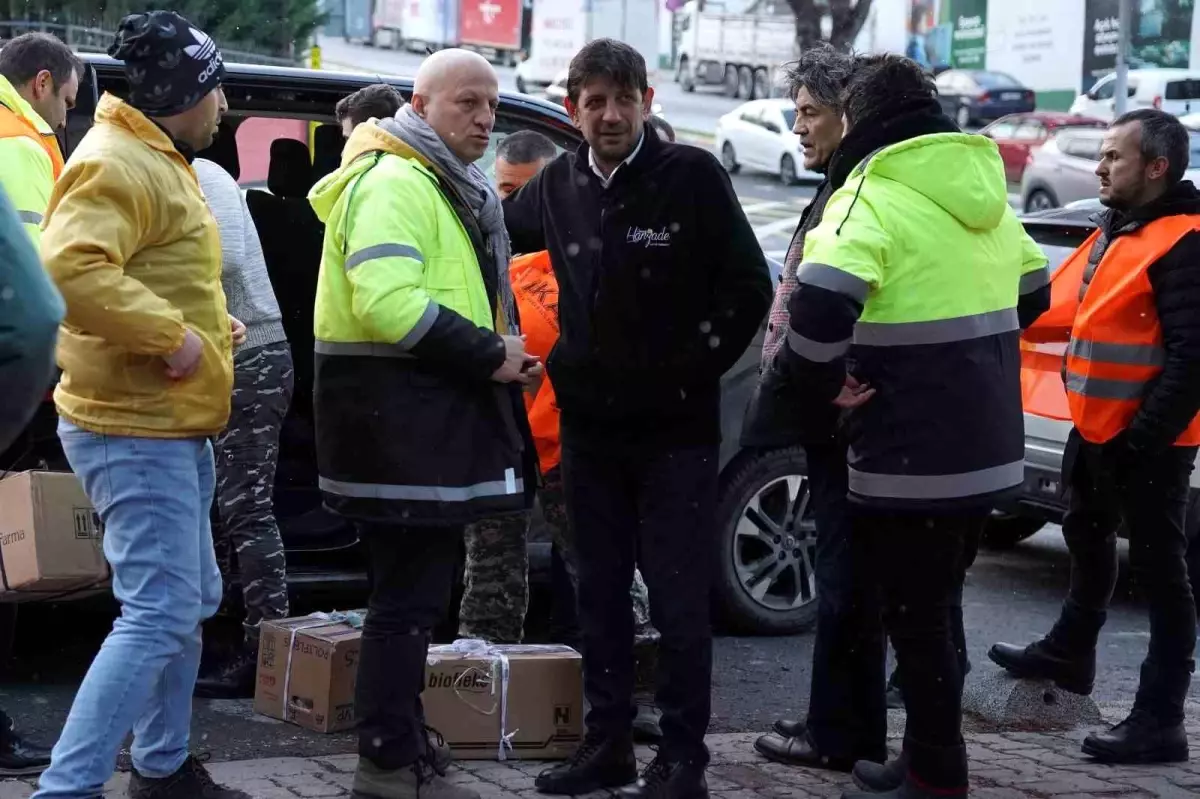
[1,54,817,636]
[936,69,1036,129]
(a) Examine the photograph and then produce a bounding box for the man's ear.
[1148,155,1171,182]
[564,97,580,129]
[30,69,54,100]
[411,92,427,118]
[641,86,656,116]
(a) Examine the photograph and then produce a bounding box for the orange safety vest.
[511,250,561,475]
[1021,214,1200,445]
[0,102,65,180]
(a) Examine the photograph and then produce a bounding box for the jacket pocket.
[426,256,472,320]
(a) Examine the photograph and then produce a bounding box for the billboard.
[986,0,1085,98]
[950,0,988,69]
[1082,0,1196,93]
[459,0,523,49]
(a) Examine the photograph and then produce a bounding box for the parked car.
[715,99,823,185]
[1071,68,1200,122]
[0,54,812,636]
[935,69,1036,128]
[991,201,1200,592]
[1022,125,1200,212]
[980,112,1106,185]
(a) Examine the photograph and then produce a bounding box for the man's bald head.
[411,49,499,163]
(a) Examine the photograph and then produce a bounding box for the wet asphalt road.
[0,525,1184,761]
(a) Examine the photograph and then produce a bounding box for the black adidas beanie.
[108,11,225,117]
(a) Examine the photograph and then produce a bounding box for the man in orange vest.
[992,109,1200,765]
[0,33,81,247]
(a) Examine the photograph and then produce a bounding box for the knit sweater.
[194,158,286,353]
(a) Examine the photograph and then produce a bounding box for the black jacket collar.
[1099,180,1200,236]
[827,97,957,190]
[572,121,663,187]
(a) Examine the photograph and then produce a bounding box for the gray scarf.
[380,106,516,332]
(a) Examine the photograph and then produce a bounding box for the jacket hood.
[308,118,434,223]
[861,133,1009,232]
[94,93,192,163]
[0,75,52,134]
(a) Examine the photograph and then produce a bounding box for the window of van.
[1166,80,1200,101]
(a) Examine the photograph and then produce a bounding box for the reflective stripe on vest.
[1056,213,1200,445]
[0,103,65,181]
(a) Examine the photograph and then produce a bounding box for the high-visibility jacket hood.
[309,119,436,223]
[859,133,1009,233]
[0,75,52,135]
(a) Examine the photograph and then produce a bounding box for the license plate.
[1001,92,1023,101]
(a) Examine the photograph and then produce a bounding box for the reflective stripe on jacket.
[511,250,561,474]
[0,75,64,247]
[1024,215,1200,445]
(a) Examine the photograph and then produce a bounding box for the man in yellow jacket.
[0,32,80,246]
[32,13,249,799]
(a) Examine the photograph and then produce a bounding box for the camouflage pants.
[213,343,294,642]
[459,509,531,644]
[541,467,659,644]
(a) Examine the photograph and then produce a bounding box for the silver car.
[1022,126,1200,213]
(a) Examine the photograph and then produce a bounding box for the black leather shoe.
[194,649,257,699]
[753,732,854,772]
[841,776,965,799]
[1081,711,1189,764]
[0,724,51,777]
[129,755,252,799]
[852,754,907,793]
[988,640,1095,695]
[535,733,637,795]
[618,755,708,799]
[771,719,804,739]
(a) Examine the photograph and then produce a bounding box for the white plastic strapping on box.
[280,611,365,720]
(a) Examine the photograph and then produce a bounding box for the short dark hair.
[496,130,557,165]
[1113,108,1191,185]
[841,53,936,129]
[648,114,675,142]
[0,32,83,89]
[781,43,855,112]
[567,38,648,105]
[335,83,404,127]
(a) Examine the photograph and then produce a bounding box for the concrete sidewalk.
[5,726,1200,799]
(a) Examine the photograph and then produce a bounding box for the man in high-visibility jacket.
[0,33,81,247]
[992,109,1200,766]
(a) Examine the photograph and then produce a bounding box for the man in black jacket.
[741,46,889,774]
[504,38,772,799]
[991,110,1200,765]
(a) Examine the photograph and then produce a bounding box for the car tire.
[981,513,1045,550]
[515,75,527,94]
[956,104,972,129]
[738,66,755,99]
[714,447,819,635]
[1025,188,1058,213]
[678,57,695,92]
[723,66,739,98]
[721,141,740,174]
[753,68,770,100]
[779,153,798,186]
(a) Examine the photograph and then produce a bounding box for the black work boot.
[633,702,663,744]
[128,755,252,799]
[352,754,479,799]
[535,732,637,795]
[0,714,51,777]
[1081,710,1189,764]
[852,753,907,793]
[841,775,966,799]
[988,638,1095,695]
[194,645,257,700]
[618,754,708,799]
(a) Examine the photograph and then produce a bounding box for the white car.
[1071,68,1200,121]
[716,99,822,185]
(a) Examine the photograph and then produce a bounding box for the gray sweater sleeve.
[194,159,287,353]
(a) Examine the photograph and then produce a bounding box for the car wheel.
[981,512,1044,550]
[1025,189,1057,213]
[678,57,695,92]
[956,104,971,129]
[721,141,740,174]
[779,153,798,186]
[738,66,755,99]
[715,447,819,635]
[723,66,739,97]
[753,68,770,100]
[515,75,527,94]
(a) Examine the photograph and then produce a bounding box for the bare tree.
[786,0,873,52]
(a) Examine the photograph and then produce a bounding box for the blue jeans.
[34,420,222,799]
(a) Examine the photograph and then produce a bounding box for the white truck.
[515,0,660,95]
[675,0,795,99]
[396,0,460,53]
[370,0,406,48]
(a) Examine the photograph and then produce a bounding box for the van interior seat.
[197,119,241,181]
[312,123,345,182]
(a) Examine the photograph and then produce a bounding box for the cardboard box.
[254,613,364,733]
[423,643,583,760]
[0,471,108,601]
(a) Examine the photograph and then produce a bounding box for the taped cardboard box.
[424,642,583,760]
[0,471,109,602]
[254,612,364,733]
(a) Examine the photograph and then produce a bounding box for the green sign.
[951,0,989,69]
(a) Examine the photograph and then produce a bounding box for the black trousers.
[561,426,718,765]
[856,510,986,791]
[356,523,461,769]
[1055,430,1197,723]
[803,440,887,762]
